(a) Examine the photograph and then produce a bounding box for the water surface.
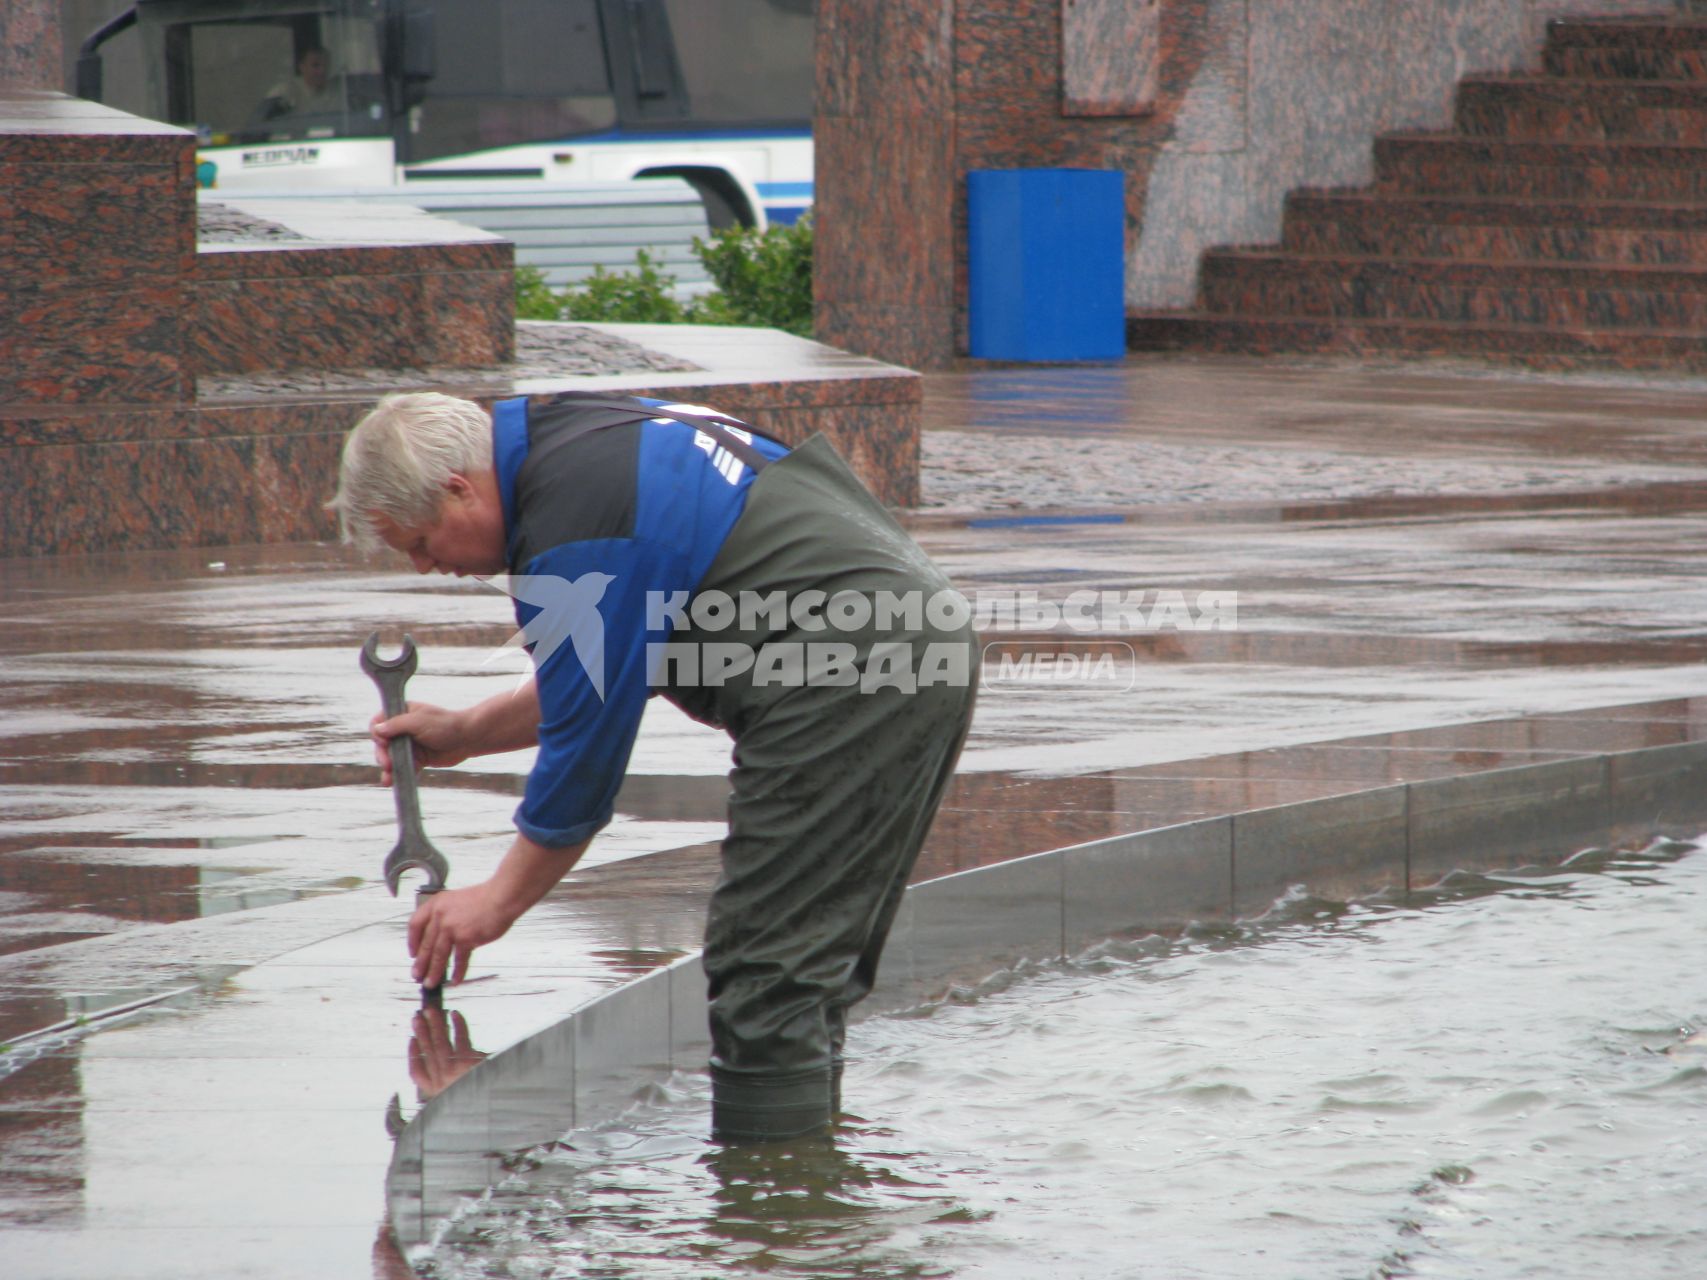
[424,840,1707,1277]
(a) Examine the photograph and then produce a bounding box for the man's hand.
[371,702,473,784]
[408,881,516,988]
[403,833,590,989]
[369,682,542,785]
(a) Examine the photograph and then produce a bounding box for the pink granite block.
[806,402,921,507]
[1374,134,1707,200]
[0,162,189,281]
[191,400,372,442]
[815,301,958,373]
[1524,0,1681,57]
[955,0,1062,115]
[0,7,63,90]
[419,269,516,366]
[0,432,252,557]
[953,110,1167,170]
[816,0,954,118]
[251,428,346,544]
[0,406,186,448]
[194,241,510,281]
[1456,76,1707,143]
[1062,0,1162,117]
[813,115,956,310]
[187,267,512,376]
[1,278,187,404]
[0,125,191,166]
[1200,251,1707,328]
[1282,190,1707,264]
[615,373,920,416]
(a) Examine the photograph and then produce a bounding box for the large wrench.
[360,632,451,898]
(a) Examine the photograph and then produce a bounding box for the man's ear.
[443,473,476,504]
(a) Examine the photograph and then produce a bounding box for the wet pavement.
[5,353,1707,1278]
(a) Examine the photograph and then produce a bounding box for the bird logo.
[483,572,616,701]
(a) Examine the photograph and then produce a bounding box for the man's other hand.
[408,882,515,988]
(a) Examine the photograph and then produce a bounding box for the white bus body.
[80,0,814,229]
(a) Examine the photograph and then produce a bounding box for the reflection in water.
[423,1108,981,1280]
[417,838,1707,1280]
[408,1007,488,1102]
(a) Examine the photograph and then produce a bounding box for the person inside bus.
[255,46,344,121]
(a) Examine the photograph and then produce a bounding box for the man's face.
[299,49,330,90]
[374,474,507,578]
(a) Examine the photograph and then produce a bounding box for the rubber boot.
[710,1063,834,1142]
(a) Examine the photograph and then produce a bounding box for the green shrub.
[559,249,687,324]
[514,217,815,334]
[514,264,563,320]
[690,215,814,337]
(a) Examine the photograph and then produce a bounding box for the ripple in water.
[419,839,1707,1279]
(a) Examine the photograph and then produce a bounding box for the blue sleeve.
[509,537,690,847]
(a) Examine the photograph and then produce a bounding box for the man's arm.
[407,830,590,987]
[372,679,541,784]
[458,679,543,754]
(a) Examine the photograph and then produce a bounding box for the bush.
[690,215,814,337]
[559,249,688,324]
[514,217,814,335]
[514,265,563,321]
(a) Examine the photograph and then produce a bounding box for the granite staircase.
[1128,17,1707,369]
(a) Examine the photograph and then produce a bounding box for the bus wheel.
[639,167,754,231]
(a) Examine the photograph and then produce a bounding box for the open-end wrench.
[360,632,452,899]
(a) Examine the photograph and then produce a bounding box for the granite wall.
[815,0,1681,367]
[0,92,195,405]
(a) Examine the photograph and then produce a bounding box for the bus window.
[661,0,813,126]
[408,0,615,162]
[143,1,385,146]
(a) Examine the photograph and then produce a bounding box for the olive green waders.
[659,435,977,1142]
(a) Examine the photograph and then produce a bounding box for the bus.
[76,0,814,228]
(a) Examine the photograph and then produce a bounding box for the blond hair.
[327,393,494,549]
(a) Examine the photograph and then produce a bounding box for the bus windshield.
[140,0,387,146]
[407,0,616,164]
[662,0,813,127]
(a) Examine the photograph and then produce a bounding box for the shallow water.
[426,839,1707,1278]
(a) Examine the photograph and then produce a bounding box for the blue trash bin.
[967,168,1126,362]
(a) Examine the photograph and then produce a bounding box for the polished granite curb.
[384,717,1707,1256]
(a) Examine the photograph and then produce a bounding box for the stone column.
[813,1,959,370]
[0,0,63,89]
[814,1,1170,371]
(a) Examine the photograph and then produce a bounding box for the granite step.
[1282,191,1707,264]
[1197,251,1707,329]
[1455,75,1707,144]
[1543,42,1707,81]
[1145,17,1707,373]
[1546,18,1707,46]
[1126,311,1707,371]
[1543,19,1707,80]
[1374,134,1707,201]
